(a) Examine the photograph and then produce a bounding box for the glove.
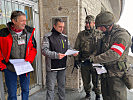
[74,61,81,69]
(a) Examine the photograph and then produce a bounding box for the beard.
[85,26,94,32]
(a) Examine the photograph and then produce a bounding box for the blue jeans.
[4,69,30,100]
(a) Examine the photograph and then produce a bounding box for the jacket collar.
[7,22,25,36]
[51,27,61,35]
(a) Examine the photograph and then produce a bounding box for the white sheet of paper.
[92,63,107,74]
[129,89,133,92]
[9,59,34,75]
[65,49,79,55]
[92,63,103,67]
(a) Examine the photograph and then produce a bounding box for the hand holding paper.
[58,53,66,59]
[65,49,79,55]
[92,63,107,74]
[9,59,34,75]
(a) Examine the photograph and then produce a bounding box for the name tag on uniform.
[18,39,25,45]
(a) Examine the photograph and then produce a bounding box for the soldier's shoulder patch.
[110,43,125,56]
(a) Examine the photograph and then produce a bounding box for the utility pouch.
[117,61,126,71]
[122,65,133,89]
[6,61,15,72]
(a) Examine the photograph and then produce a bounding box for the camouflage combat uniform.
[93,24,131,100]
[74,28,103,96]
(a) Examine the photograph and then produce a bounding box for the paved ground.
[29,88,133,100]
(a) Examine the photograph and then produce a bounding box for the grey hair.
[54,18,64,26]
[10,10,26,21]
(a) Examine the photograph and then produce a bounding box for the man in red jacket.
[0,11,37,100]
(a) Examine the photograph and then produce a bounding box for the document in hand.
[92,63,107,74]
[65,49,79,55]
[9,59,34,75]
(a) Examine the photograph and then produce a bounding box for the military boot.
[85,93,91,100]
[95,94,100,100]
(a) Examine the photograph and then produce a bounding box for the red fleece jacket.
[0,28,37,71]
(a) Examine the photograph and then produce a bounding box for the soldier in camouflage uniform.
[74,15,103,100]
[90,11,132,100]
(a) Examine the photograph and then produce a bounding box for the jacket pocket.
[117,61,126,71]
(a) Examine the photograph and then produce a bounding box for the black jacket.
[42,28,69,71]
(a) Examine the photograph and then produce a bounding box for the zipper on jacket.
[62,40,64,48]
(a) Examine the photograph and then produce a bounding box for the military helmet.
[85,15,95,23]
[95,11,115,27]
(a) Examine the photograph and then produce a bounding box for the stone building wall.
[40,0,113,90]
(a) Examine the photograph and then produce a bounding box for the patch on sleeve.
[110,43,125,56]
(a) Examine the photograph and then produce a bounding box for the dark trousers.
[4,69,30,100]
[81,65,101,95]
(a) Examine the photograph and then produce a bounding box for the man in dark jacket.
[0,11,37,100]
[42,18,78,100]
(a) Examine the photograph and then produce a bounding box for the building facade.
[0,0,124,99]
[40,0,124,90]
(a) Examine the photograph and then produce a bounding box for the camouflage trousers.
[101,74,127,100]
[81,65,101,95]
